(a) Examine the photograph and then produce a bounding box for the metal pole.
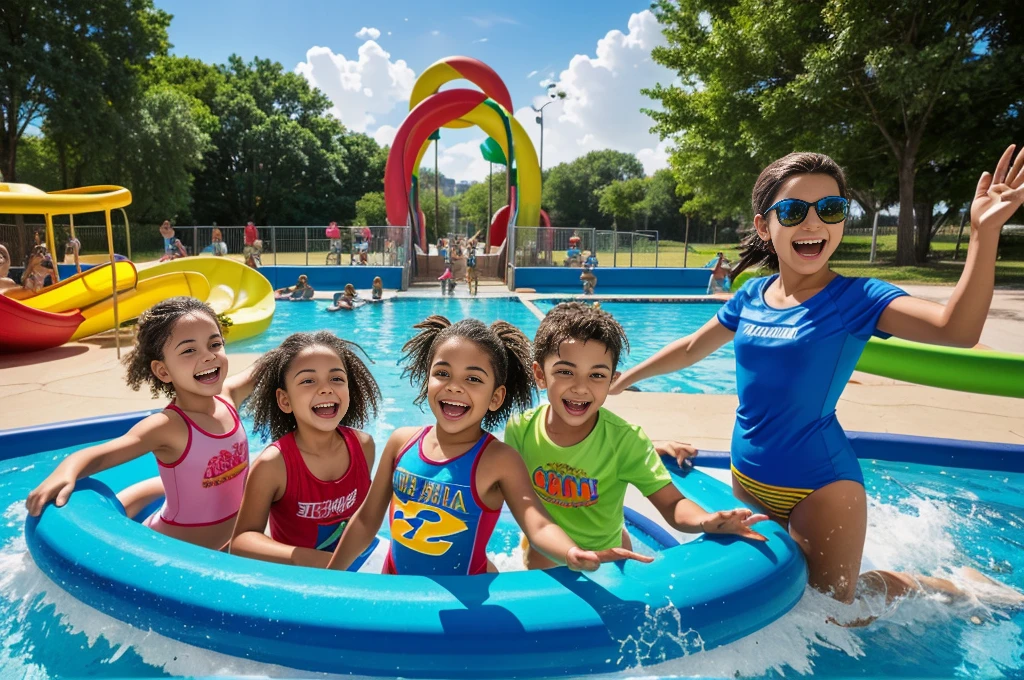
[69,214,80,274]
[44,213,60,282]
[434,138,440,244]
[869,210,880,263]
[271,225,276,266]
[193,226,198,258]
[683,215,690,267]
[119,209,131,263]
[487,161,493,253]
[105,209,120,359]
[713,223,717,246]
[953,206,970,261]
[304,226,309,266]
[655,232,659,268]
[539,110,544,176]
[630,233,634,267]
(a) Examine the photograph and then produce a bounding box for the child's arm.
[229,446,328,568]
[490,444,653,571]
[26,412,183,516]
[610,317,734,395]
[222,362,258,409]
[646,482,768,541]
[877,145,1023,346]
[326,427,411,571]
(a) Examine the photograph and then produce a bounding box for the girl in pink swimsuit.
[26,297,257,550]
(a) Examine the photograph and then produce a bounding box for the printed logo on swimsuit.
[532,463,598,508]
[202,441,248,488]
[742,324,798,340]
[391,470,470,555]
[297,488,359,520]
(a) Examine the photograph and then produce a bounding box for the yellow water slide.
[138,258,275,343]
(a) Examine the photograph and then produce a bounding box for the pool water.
[1,296,1022,677]
[533,300,736,395]
[527,287,710,296]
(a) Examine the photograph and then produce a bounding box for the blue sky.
[155,0,675,181]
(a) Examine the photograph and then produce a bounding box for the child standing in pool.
[611,146,1024,616]
[506,302,767,569]
[26,297,256,550]
[230,332,381,568]
[327,316,653,575]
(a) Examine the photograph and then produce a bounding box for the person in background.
[0,244,18,292]
[22,245,52,291]
[708,252,731,294]
[581,262,597,295]
[246,239,263,269]
[159,221,175,256]
[211,228,228,257]
[64,235,81,268]
[371,276,384,301]
[243,221,259,261]
[326,221,342,262]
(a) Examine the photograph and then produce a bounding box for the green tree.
[337,134,388,221]
[646,0,1024,264]
[642,168,687,238]
[456,170,507,234]
[420,188,452,243]
[597,178,648,230]
[354,191,387,226]
[0,0,171,183]
[542,150,645,228]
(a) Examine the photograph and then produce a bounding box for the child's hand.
[972,144,1024,234]
[26,470,76,517]
[565,546,655,572]
[700,509,770,542]
[653,440,697,468]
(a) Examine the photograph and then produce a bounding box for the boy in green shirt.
[504,301,767,569]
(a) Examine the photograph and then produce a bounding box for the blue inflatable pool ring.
[25,457,806,678]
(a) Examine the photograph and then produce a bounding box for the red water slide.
[0,294,84,354]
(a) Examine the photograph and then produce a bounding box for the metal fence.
[0,223,411,270]
[509,226,660,268]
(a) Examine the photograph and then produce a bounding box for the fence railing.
[0,224,411,271]
[509,226,660,268]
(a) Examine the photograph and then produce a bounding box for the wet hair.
[344,283,356,296]
[401,316,534,430]
[123,297,222,398]
[533,301,629,371]
[732,152,848,279]
[372,277,383,286]
[245,331,381,441]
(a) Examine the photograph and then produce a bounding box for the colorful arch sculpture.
[385,57,544,251]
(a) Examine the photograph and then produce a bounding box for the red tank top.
[268,426,371,551]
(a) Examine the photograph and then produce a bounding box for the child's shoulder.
[506,405,545,429]
[595,407,652,445]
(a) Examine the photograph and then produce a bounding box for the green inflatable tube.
[857,336,1024,398]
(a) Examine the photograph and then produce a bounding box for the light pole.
[532,83,566,176]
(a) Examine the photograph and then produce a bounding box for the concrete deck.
[2,286,1022,444]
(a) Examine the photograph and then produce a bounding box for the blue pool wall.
[5,410,1023,473]
[509,266,712,292]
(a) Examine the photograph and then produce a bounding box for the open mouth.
[194,367,221,384]
[312,402,339,418]
[439,400,471,420]
[792,238,826,259]
[562,398,591,417]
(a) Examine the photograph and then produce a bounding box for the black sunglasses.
[763,196,849,227]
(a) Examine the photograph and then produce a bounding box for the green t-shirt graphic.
[503,404,673,550]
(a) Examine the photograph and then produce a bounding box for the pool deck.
[1,284,1022,450]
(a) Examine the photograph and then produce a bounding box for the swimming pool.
[1,296,1022,677]
[234,297,736,397]
[533,300,736,395]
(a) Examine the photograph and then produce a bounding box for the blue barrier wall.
[261,266,403,290]
[511,267,712,292]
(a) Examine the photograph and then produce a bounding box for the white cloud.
[435,137,492,183]
[387,31,392,36]
[372,124,398,147]
[539,78,554,87]
[295,41,415,133]
[527,70,538,78]
[431,30,441,36]
[512,10,676,176]
[355,27,380,40]
[473,37,489,43]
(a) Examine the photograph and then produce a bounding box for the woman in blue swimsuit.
[612,145,1024,612]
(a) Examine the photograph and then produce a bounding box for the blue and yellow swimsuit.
[717,274,906,520]
[384,427,500,576]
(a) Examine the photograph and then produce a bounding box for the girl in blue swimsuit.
[612,145,1024,615]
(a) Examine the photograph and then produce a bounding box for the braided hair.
[401,315,535,430]
[245,331,381,441]
[533,301,629,370]
[123,297,222,398]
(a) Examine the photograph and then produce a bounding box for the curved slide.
[138,258,275,344]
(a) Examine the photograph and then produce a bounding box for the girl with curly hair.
[229,332,382,569]
[26,297,257,550]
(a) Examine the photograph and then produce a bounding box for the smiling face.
[535,338,616,431]
[754,173,845,277]
[426,337,505,436]
[275,345,350,434]
[150,313,228,398]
